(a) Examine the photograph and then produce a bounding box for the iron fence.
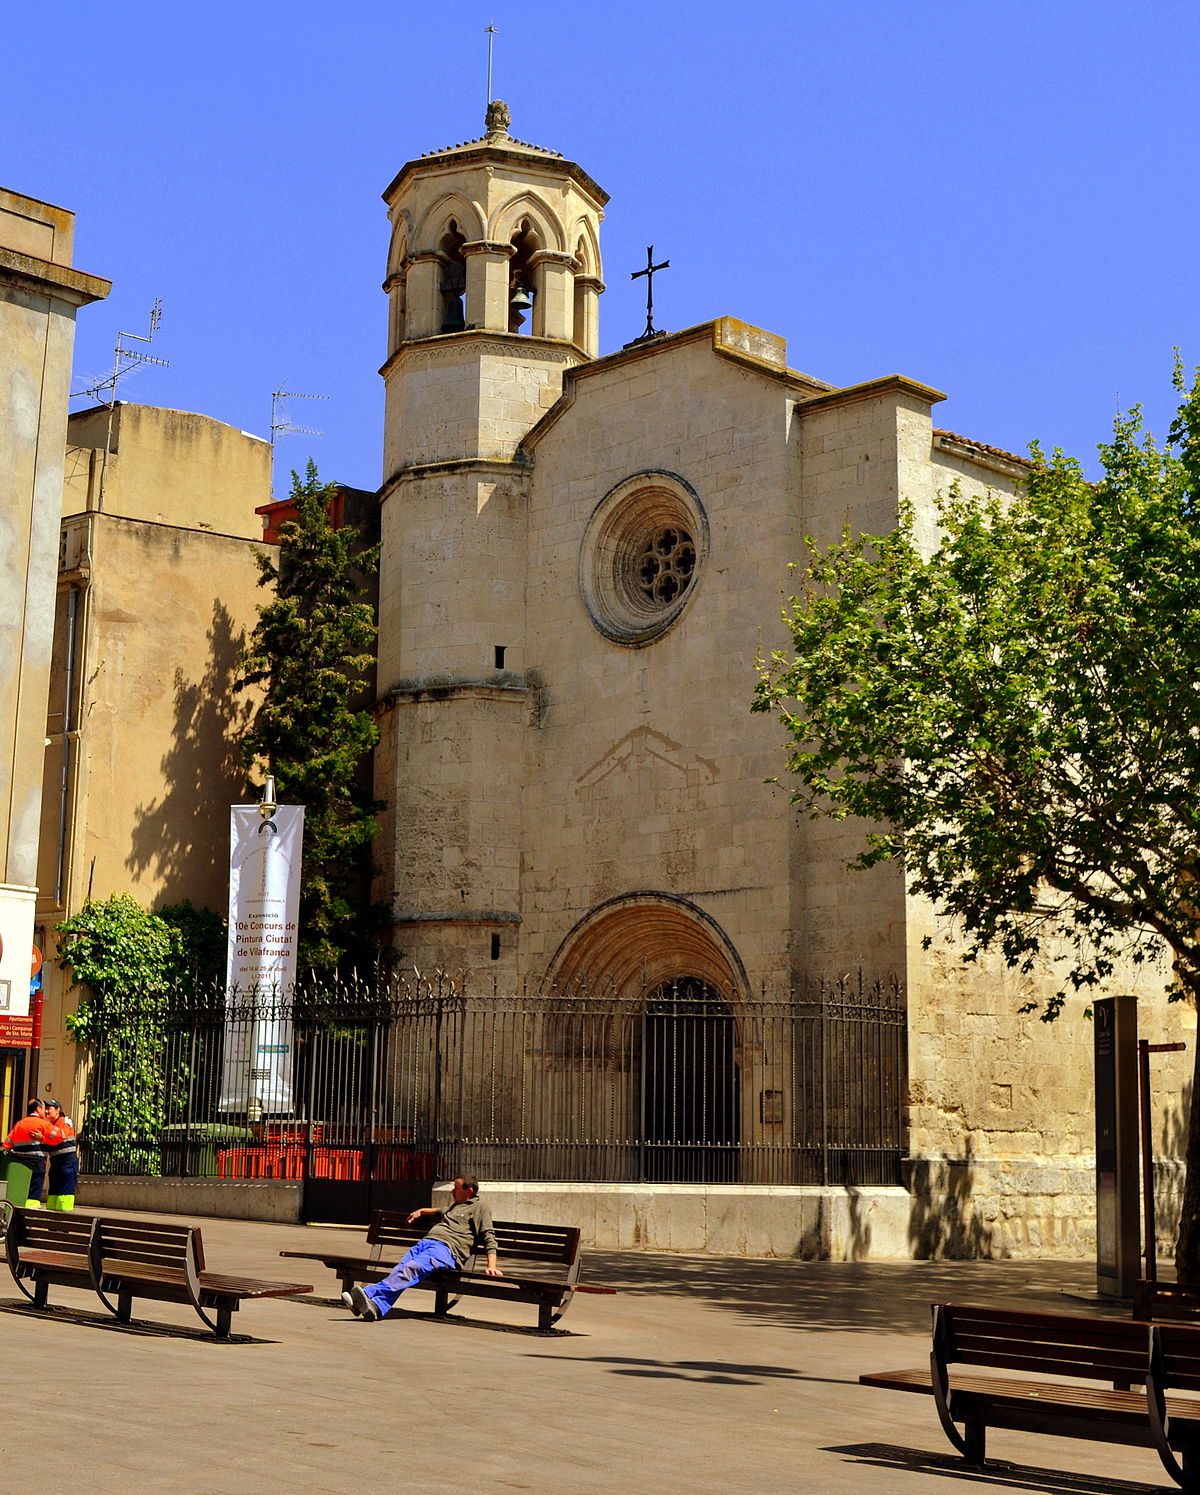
[75,974,906,1189]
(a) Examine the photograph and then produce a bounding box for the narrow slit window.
[494,645,506,669]
[490,933,501,960]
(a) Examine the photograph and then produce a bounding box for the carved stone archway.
[544,891,747,999]
[545,893,746,1183]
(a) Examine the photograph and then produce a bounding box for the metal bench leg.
[963,1419,986,1465]
[116,1288,133,1323]
[538,1301,553,1332]
[214,1303,233,1339]
[32,1279,48,1310]
[434,1286,450,1317]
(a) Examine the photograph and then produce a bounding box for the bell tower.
[375,104,607,978]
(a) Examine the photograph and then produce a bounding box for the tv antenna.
[271,382,328,446]
[270,382,329,496]
[73,298,170,406]
[70,299,170,510]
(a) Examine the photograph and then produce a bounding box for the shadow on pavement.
[524,1352,846,1386]
[0,1298,268,1344]
[826,1443,1170,1494]
[586,1253,1125,1335]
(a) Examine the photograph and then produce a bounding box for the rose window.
[580,473,707,645]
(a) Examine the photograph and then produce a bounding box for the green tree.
[237,461,383,972]
[754,363,1200,1279]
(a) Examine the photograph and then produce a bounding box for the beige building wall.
[0,188,107,1053]
[33,406,271,1106]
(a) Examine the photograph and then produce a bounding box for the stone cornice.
[796,373,946,414]
[378,329,582,380]
[389,910,522,926]
[378,675,531,710]
[461,240,516,258]
[383,146,608,213]
[933,429,1031,477]
[530,249,578,269]
[379,455,529,502]
[0,246,110,306]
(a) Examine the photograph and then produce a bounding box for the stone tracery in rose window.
[635,526,696,605]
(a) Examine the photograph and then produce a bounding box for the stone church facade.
[370,106,1190,1256]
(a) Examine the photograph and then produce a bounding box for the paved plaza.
[0,1209,1179,1494]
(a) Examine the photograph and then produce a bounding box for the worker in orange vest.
[3,1099,50,1207]
[44,1100,78,1211]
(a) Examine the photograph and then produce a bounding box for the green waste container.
[159,1123,254,1177]
[0,1151,35,1207]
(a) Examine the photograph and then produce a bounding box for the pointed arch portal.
[546,894,747,1182]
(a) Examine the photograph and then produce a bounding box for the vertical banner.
[220,804,304,1114]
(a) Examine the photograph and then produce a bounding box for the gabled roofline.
[519,318,834,453]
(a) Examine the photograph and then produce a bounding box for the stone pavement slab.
[0,1209,1180,1494]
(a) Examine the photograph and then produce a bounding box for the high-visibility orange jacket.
[3,1115,50,1164]
[46,1116,77,1159]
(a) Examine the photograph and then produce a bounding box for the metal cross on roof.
[629,244,670,344]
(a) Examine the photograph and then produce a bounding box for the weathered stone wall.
[65,402,270,539]
[34,429,269,1110]
[905,911,1192,1259]
[519,328,803,989]
[0,190,107,1019]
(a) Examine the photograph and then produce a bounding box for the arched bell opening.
[387,272,408,353]
[571,232,598,354]
[438,221,468,334]
[507,220,540,334]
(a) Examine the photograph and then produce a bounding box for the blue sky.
[5,1,1197,492]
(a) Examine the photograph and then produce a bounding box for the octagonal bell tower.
[375,103,607,977]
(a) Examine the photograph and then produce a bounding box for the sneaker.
[341,1290,360,1316]
[349,1285,381,1322]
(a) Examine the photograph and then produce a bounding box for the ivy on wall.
[58,893,224,1171]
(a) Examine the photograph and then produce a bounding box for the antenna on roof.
[485,22,498,110]
[70,299,170,511]
[271,383,328,446]
[270,382,329,496]
[73,298,170,406]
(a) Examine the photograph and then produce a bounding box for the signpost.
[1094,995,1140,1298]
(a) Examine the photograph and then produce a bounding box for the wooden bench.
[860,1302,1200,1490]
[5,1208,312,1338]
[1136,1279,1200,1323]
[5,1206,96,1307]
[282,1209,615,1330]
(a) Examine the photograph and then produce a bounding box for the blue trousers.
[363,1238,456,1317]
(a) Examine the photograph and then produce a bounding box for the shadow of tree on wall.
[908,1140,997,1261]
[125,602,252,904]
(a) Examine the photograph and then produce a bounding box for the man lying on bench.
[343,1172,503,1322]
